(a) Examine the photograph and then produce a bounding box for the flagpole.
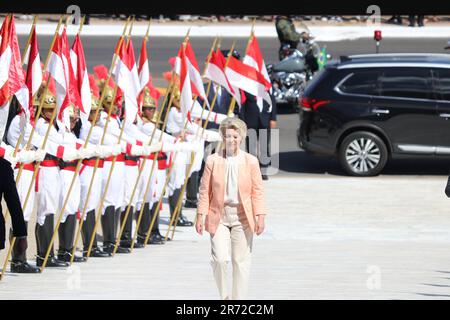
[124,37,217,251]
[226,24,254,117]
[85,16,137,259]
[134,28,191,248]
[167,40,235,241]
[136,31,191,247]
[38,15,91,273]
[129,81,174,252]
[1,16,65,276]
[69,16,131,265]
[165,38,219,240]
[143,92,198,246]
[80,17,134,261]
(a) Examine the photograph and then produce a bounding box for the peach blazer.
[197,150,266,235]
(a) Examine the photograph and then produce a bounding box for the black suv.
[297,53,450,176]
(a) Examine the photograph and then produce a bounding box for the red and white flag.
[113,38,140,124]
[46,28,83,129]
[71,34,91,125]
[23,25,42,126]
[225,54,272,110]
[204,49,241,107]
[137,38,161,108]
[174,41,209,106]
[0,16,30,138]
[179,45,192,123]
[243,35,272,112]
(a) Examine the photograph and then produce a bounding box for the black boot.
[10,223,39,273]
[137,203,153,245]
[169,188,193,227]
[102,206,116,254]
[185,171,198,208]
[82,210,110,258]
[36,215,69,268]
[58,215,86,262]
[149,202,165,244]
[119,207,132,248]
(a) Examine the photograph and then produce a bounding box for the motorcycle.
[267,24,330,110]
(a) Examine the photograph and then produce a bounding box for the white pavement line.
[11,23,450,40]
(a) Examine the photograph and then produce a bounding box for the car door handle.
[372,108,390,114]
[439,113,450,118]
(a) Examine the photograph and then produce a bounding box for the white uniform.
[35,118,63,226]
[58,130,82,223]
[79,120,120,215]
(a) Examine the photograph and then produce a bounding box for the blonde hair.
[219,117,247,140]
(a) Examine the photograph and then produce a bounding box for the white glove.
[94,145,111,158]
[62,148,79,162]
[161,143,176,153]
[204,130,222,142]
[144,142,163,155]
[78,145,96,159]
[34,149,46,162]
[16,150,37,164]
[130,145,145,156]
[4,151,18,167]
[112,144,122,156]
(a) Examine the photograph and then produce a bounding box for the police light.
[374,30,382,42]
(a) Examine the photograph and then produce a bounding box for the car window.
[378,68,433,100]
[435,68,450,101]
[338,71,379,96]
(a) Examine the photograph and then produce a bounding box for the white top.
[224,152,240,206]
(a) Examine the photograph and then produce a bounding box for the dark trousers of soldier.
[101,206,130,253]
[246,128,272,175]
[169,188,193,227]
[58,214,85,262]
[120,206,134,247]
[82,209,107,257]
[185,171,199,206]
[137,202,164,244]
[35,215,68,267]
[10,223,28,263]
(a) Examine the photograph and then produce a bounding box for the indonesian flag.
[204,49,241,107]
[23,25,43,126]
[137,38,161,107]
[0,16,29,138]
[225,55,272,110]
[174,41,209,106]
[70,34,91,125]
[47,28,83,130]
[243,35,272,112]
[179,45,192,123]
[0,16,12,106]
[113,38,140,125]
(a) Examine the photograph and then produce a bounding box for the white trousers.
[36,166,61,226]
[123,163,139,209]
[102,160,124,208]
[210,205,253,300]
[59,169,81,223]
[79,165,103,217]
[136,159,157,210]
[14,168,35,222]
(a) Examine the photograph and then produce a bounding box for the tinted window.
[435,68,450,101]
[338,71,379,96]
[378,68,433,100]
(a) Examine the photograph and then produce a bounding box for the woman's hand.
[196,214,204,235]
[255,215,265,235]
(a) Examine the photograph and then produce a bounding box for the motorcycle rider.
[275,15,305,60]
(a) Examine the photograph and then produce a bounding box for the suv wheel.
[338,131,388,176]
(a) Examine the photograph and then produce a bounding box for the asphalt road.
[18,35,450,177]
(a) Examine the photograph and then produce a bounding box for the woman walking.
[196,117,266,300]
